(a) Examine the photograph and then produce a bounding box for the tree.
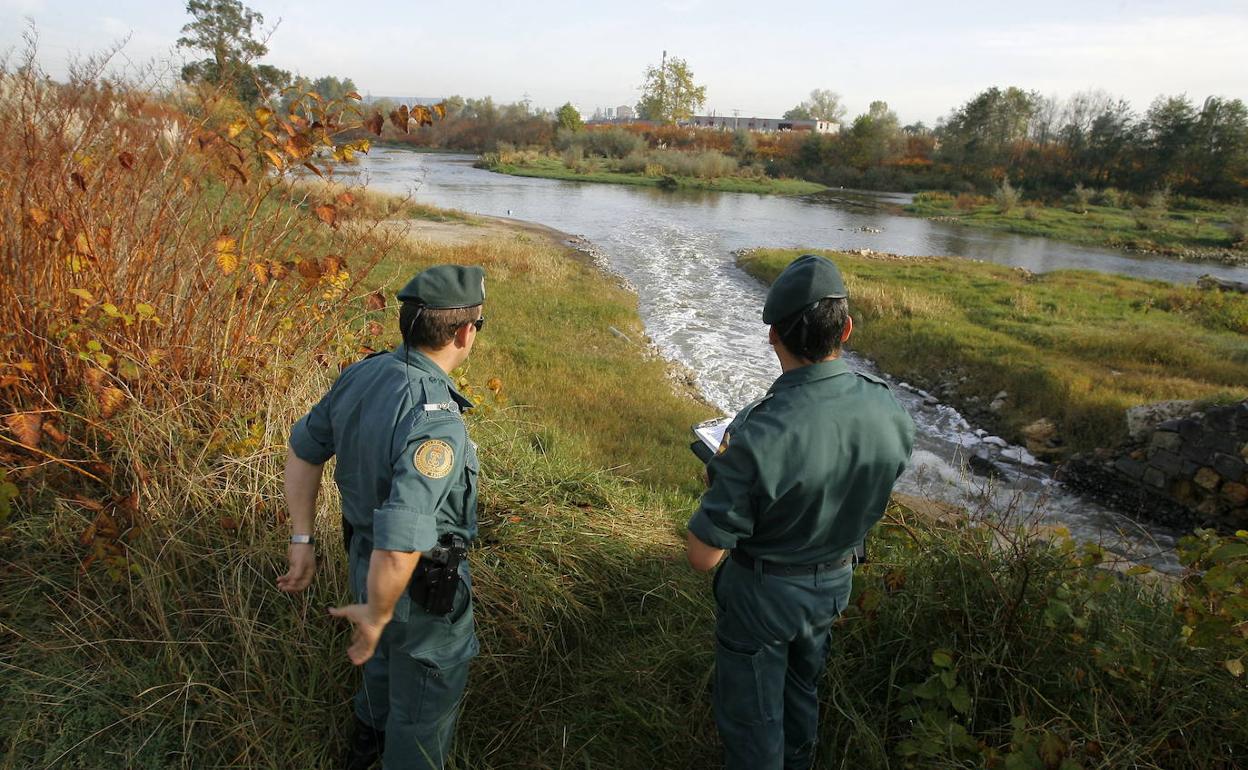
[847,101,902,169]
[784,89,846,125]
[783,104,812,120]
[1189,96,1248,195]
[556,103,584,132]
[177,0,290,103]
[807,89,846,124]
[1144,95,1197,188]
[281,74,358,113]
[635,53,706,124]
[938,86,1039,175]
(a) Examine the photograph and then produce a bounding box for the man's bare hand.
[328,603,389,665]
[276,543,316,593]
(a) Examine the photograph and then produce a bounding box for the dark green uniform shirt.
[688,358,915,565]
[289,344,479,562]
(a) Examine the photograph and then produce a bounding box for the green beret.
[762,254,847,324]
[396,265,486,308]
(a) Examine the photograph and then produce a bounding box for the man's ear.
[768,325,779,346]
[454,321,474,349]
[841,315,854,343]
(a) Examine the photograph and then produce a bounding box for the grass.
[483,153,826,196]
[3,59,1248,770]
[906,192,1248,265]
[738,248,1248,455]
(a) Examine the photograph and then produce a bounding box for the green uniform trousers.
[712,557,853,770]
[353,567,477,770]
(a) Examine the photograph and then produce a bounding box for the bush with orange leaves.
[0,45,439,573]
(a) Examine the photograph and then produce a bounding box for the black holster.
[407,534,468,615]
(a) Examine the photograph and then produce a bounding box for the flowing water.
[345,148,1248,569]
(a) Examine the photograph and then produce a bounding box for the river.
[345,148,1248,569]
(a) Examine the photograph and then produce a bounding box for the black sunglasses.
[471,316,485,331]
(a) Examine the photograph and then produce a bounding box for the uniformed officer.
[277,264,487,770]
[685,254,915,770]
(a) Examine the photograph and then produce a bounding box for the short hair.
[774,297,849,362]
[400,302,482,349]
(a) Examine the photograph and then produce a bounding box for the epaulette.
[855,371,890,388]
[423,401,461,414]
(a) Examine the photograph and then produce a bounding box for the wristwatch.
[290,534,315,545]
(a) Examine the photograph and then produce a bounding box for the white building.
[686,115,839,134]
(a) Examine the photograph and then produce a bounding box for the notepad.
[690,417,732,463]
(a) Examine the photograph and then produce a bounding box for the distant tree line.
[373,86,1247,201]
[775,87,1248,200]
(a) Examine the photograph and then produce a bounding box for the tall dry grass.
[0,45,409,572]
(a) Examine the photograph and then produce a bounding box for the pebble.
[975,429,988,438]
[983,436,1009,448]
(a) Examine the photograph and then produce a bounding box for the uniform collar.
[389,344,474,411]
[768,357,852,392]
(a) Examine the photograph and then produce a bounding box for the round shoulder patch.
[716,431,731,456]
[414,439,455,478]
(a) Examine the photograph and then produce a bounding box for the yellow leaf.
[227,118,247,139]
[217,251,238,275]
[74,232,92,256]
[1226,659,1245,678]
[101,303,120,317]
[263,150,285,169]
[135,303,156,319]
[15,361,36,372]
[254,106,274,126]
[215,236,237,254]
[27,207,50,226]
[250,262,270,285]
[99,387,127,418]
[5,412,44,447]
[344,91,362,101]
[68,288,95,303]
[1126,564,1153,576]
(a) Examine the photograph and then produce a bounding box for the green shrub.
[1097,187,1126,208]
[1227,207,1248,246]
[993,177,1019,213]
[1070,182,1092,214]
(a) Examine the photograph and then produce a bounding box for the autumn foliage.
[0,48,441,572]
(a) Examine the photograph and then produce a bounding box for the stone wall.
[1063,400,1248,531]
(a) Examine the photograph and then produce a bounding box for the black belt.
[730,550,853,576]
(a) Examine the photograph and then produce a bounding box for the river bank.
[905,191,1248,267]
[738,247,1248,459]
[479,152,826,196]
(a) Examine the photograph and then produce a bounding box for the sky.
[2,0,1246,125]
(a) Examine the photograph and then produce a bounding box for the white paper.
[693,417,733,452]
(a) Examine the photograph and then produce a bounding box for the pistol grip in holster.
[407,535,467,616]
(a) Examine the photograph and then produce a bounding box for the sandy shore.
[374,212,582,251]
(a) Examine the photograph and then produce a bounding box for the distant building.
[615,105,635,120]
[687,115,839,134]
